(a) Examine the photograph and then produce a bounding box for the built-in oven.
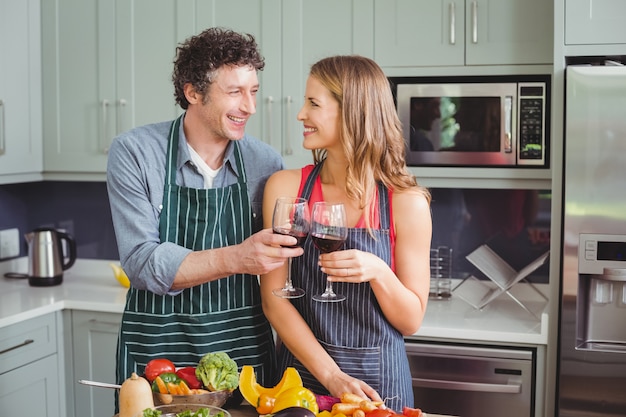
[405,340,535,417]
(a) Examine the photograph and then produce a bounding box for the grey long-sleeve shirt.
[106,116,284,295]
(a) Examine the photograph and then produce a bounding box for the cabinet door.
[280,0,374,168]
[466,0,552,65]
[72,311,121,417]
[0,0,42,176]
[0,354,61,417]
[565,0,626,45]
[42,0,182,173]
[374,0,464,67]
[193,0,373,169]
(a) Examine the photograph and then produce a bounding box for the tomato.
[144,358,176,382]
[364,409,394,417]
[402,407,423,417]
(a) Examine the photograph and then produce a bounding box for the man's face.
[195,65,259,141]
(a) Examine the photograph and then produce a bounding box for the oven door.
[396,82,517,167]
[405,341,535,417]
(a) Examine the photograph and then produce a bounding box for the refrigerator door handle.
[412,377,522,394]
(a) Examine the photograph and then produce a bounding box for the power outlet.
[0,228,20,259]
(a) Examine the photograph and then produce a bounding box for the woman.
[261,55,432,410]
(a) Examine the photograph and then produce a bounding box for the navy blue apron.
[277,162,413,410]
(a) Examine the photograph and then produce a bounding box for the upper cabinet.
[42,0,185,173]
[41,0,373,174]
[374,0,553,68]
[565,0,626,45]
[190,0,373,169]
[0,0,42,178]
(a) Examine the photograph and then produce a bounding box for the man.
[106,27,301,400]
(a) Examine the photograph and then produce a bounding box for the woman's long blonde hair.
[309,55,430,229]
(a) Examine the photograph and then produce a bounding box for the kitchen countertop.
[228,403,456,417]
[0,258,549,345]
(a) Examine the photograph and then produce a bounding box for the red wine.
[311,234,345,253]
[273,228,308,248]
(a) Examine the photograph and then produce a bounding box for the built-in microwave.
[389,75,550,168]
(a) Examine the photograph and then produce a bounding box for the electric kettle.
[25,227,77,286]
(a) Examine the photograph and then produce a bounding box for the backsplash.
[0,182,551,282]
[0,181,118,259]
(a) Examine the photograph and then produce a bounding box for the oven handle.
[412,377,521,394]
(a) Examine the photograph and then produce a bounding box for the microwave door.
[397,83,518,167]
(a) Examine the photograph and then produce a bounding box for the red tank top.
[297,164,397,270]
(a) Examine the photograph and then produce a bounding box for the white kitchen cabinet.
[191,0,374,169]
[0,313,61,417]
[0,0,42,179]
[69,310,121,417]
[565,0,626,45]
[42,0,186,173]
[374,0,553,67]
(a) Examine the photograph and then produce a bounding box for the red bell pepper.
[175,366,202,389]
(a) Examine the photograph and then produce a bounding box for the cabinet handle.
[0,99,5,155]
[504,96,512,153]
[471,1,478,44]
[412,376,521,394]
[266,96,274,145]
[449,2,456,45]
[117,99,127,136]
[100,99,110,154]
[284,96,293,155]
[0,338,34,355]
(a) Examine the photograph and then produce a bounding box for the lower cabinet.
[68,310,122,417]
[0,313,61,417]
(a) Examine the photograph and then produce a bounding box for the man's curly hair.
[172,27,265,110]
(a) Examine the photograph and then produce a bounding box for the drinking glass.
[310,202,348,302]
[272,197,310,298]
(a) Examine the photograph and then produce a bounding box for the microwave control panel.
[517,83,547,165]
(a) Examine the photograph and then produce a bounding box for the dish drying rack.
[453,244,549,318]
[429,246,453,300]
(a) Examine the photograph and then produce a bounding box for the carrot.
[154,376,168,394]
[167,382,180,395]
[354,410,366,417]
[178,380,192,395]
[332,403,361,416]
[359,400,380,413]
[340,393,367,405]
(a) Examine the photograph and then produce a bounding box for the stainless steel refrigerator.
[559,62,626,416]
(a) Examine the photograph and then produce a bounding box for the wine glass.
[310,202,348,302]
[272,197,310,298]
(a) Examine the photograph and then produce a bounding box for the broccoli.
[195,351,239,392]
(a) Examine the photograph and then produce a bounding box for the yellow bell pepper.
[270,386,319,414]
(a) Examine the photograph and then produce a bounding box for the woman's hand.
[324,369,383,403]
[320,249,389,284]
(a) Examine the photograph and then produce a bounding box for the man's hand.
[234,228,304,275]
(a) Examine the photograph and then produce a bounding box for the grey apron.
[116,115,276,392]
[277,162,413,410]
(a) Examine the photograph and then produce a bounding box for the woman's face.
[297,75,341,151]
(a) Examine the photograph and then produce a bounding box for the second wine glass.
[310,202,348,302]
[272,197,310,298]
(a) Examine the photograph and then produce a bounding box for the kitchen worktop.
[0,258,549,345]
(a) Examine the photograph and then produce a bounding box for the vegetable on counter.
[145,358,176,382]
[271,386,318,414]
[119,372,155,417]
[195,351,240,392]
[141,407,224,417]
[152,372,182,393]
[274,406,317,417]
[176,366,203,389]
[239,365,303,414]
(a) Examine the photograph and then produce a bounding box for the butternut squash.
[119,372,155,417]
